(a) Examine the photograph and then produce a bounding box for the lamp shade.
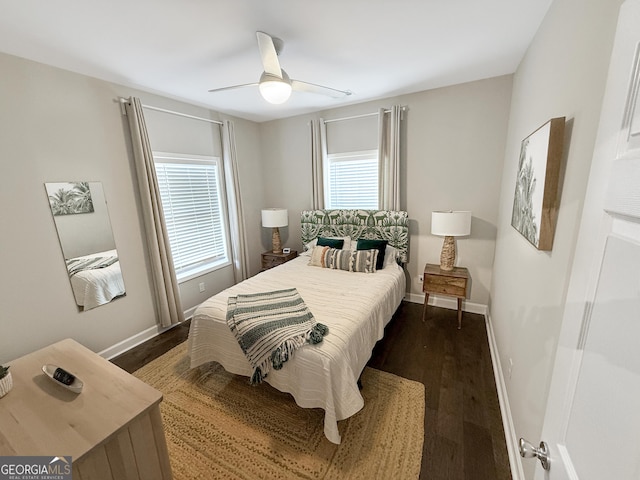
[431,211,471,237]
[262,208,288,228]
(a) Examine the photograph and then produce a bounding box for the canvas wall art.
[511,117,565,250]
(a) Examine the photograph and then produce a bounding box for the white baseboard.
[98,324,168,360]
[183,305,198,321]
[484,310,524,480]
[404,292,487,315]
[99,309,196,360]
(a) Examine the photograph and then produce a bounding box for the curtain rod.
[119,97,223,125]
[323,106,407,124]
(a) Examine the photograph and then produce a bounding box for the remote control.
[53,367,75,386]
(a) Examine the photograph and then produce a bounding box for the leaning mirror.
[45,181,125,311]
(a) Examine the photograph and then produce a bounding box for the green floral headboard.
[300,209,409,263]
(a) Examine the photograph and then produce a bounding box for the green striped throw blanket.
[226,288,328,385]
[66,255,118,276]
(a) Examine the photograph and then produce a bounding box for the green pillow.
[317,237,345,249]
[356,239,387,270]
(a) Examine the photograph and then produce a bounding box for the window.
[324,150,378,209]
[154,153,230,281]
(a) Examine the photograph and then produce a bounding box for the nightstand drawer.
[424,274,467,297]
[262,256,283,269]
[261,250,298,270]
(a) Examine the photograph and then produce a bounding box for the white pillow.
[300,240,316,256]
[301,236,352,255]
[383,245,399,268]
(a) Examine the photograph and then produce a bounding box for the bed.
[66,249,126,311]
[188,209,409,444]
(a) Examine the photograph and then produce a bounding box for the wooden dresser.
[0,338,172,479]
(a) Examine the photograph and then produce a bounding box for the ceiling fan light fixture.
[259,71,292,104]
[208,33,352,103]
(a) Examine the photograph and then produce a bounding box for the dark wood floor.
[112,301,511,480]
[368,301,511,480]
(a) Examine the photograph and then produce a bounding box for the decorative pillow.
[308,246,330,267]
[317,237,345,249]
[302,236,351,254]
[323,248,378,273]
[383,245,399,268]
[356,239,387,270]
[324,248,351,271]
[300,240,315,256]
[349,249,379,273]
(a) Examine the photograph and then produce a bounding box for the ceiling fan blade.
[256,31,283,79]
[208,82,258,94]
[291,80,353,99]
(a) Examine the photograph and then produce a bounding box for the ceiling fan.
[208,31,353,104]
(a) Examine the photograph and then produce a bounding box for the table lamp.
[431,211,471,271]
[262,208,288,253]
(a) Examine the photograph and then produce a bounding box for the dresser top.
[0,338,162,458]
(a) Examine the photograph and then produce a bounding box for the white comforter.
[188,255,405,444]
[68,249,125,311]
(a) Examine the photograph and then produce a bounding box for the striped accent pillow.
[308,245,331,267]
[324,248,379,273]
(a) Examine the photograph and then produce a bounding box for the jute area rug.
[134,342,425,479]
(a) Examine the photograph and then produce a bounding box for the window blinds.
[155,159,227,276]
[325,151,378,209]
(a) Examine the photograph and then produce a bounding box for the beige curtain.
[378,105,402,210]
[222,120,249,283]
[310,118,327,210]
[125,97,184,327]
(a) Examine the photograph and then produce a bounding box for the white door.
[524,1,640,478]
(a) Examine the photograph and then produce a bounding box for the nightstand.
[261,250,298,270]
[422,263,470,329]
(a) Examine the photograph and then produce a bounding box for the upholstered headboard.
[300,209,409,263]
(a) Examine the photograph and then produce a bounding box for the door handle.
[519,438,550,471]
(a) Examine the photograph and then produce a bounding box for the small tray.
[42,364,83,393]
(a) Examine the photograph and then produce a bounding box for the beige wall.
[259,75,513,307]
[0,52,265,363]
[489,0,623,477]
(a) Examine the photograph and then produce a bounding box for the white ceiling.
[0,0,553,123]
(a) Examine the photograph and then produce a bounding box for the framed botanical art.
[511,117,566,250]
